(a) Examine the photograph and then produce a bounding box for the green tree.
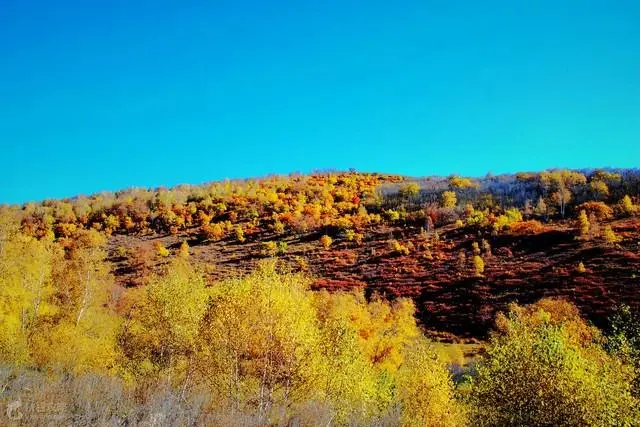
[470,299,638,426]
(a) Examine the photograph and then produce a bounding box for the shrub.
[261,241,277,256]
[116,245,128,258]
[510,220,544,235]
[436,208,459,226]
[354,232,364,245]
[234,225,245,242]
[603,225,621,245]
[55,222,77,238]
[472,242,481,255]
[178,241,190,258]
[276,241,288,256]
[473,255,484,276]
[577,201,613,220]
[272,219,285,234]
[384,209,401,223]
[389,239,410,256]
[466,210,489,227]
[492,208,523,232]
[342,229,354,242]
[294,256,309,272]
[576,262,586,273]
[201,223,224,241]
[155,242,170,257]
[319,234,333,249]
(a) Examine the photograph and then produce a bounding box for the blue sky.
[1,1,639,204]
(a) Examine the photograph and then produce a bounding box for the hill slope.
[8,169,640,341]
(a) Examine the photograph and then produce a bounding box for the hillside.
[9,169,640,342]
[3,168,640,425]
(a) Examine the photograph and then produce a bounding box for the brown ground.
[107,218,640,343]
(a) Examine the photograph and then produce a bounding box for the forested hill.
[3,168,640,341]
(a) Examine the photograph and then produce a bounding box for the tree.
[320,235,333,249]
[603,225,621,245]
[441,191,457,209]
[234,225,245,243]
[399,182,420,199]
[470,299,638,426]
[473,255,485,277]
[578,210,590,237]
[155,241,170,257]
[551,184,572,218]
[541,170,587,218]
[589,180,609,201]
[120,258,208,384]
[0,232,58,365]
[395,340,466,426]
[457,250,467,272]
[0,228,121,375]
[621,195,636,217]
[313,290,428,422]
[178,241,190,258]
[196,262,322,420]
[534,197,548,218]
[606,305,640,397]
[54,229,110,326]
[448,175,479,189]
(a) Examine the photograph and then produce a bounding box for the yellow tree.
[473,255,485,276]
[589,180,609,201]
[578,209,590,238]
[540,170,586,218]
[33,228,120,374]
[395,340,466,426]
[399,182,421,199]
[120,258,208,385]
[196,262,322,421]
[603,225,621,245]
[0,232,58,365]
[54,229,110,326]
[319,234,333,249]
[441,191,457,209]
[621,195,635,216]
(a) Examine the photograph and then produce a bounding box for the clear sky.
[1,1,639,204]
